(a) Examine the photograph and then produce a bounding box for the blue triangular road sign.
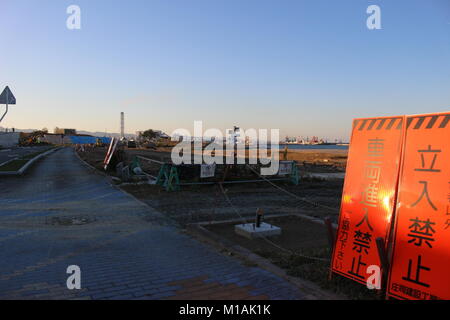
[0,86,16,105]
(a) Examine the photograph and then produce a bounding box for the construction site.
[0,102,359,300]
[74,129,357,298]
[4,96,448,302]
[78,144,345,220]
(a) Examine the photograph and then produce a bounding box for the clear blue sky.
[1,0,449,141]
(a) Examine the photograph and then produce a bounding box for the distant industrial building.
[54,128,77,135]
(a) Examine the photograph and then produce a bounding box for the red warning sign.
[387,112,450,300]
[331,116,405,285]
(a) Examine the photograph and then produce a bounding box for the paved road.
[0,148,306,300]
[0,146,52,166]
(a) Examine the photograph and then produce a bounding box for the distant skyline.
[1,0,449,141]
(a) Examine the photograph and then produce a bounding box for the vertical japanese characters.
[332,116,404,284]
[388,113,450,300]
[348,138,384,279]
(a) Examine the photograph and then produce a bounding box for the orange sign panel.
[387,112,450,300]
[331,116,405,285]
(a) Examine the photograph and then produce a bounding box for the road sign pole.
[0,91,8,123]
[0,103,8,123]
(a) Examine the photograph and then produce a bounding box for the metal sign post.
[0,99,7,123]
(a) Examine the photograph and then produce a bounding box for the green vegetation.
[141,129,158,140]
[21,148,53,160]
[0,159,30,172]
[0,147,54,172]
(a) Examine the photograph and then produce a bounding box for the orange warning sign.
[387,112,450,300]
[331,116,405,285]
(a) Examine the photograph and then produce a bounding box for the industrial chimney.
[120,112,125,139]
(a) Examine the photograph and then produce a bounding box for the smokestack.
[120,112,125,139]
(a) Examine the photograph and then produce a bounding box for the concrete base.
[235,222,281,239]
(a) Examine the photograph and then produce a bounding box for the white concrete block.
[235,222,281,239]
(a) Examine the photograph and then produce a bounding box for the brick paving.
[0,148,306,300]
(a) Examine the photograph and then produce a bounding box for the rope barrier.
[136,155,165,165]
[245,164,339,214]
